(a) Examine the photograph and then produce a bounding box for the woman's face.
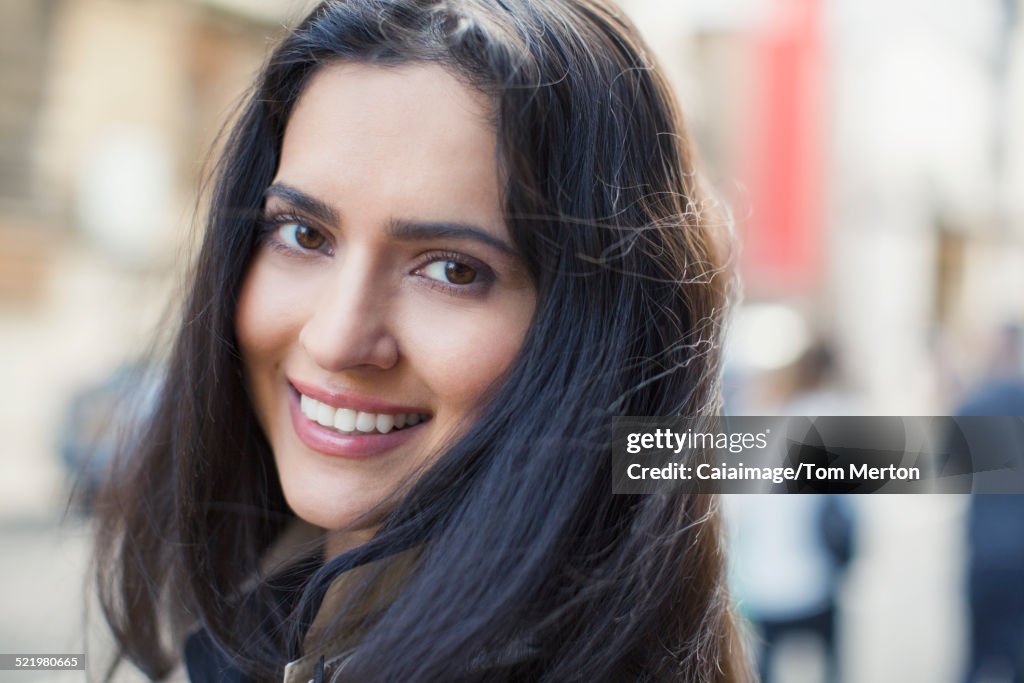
[236,62,535,541]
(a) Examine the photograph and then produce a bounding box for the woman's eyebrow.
[388,219,515,256]
[263,183,339,225]
[264,182,514,256]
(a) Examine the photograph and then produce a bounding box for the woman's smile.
[235,61,536,534]
[297,394,429,436]
[288,378,433,458]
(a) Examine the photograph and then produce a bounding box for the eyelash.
[256,214,334,257]
[412,250,496,297]
[255,214,497,297]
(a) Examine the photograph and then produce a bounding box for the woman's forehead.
[275,62,503,230]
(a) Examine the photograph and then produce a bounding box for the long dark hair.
[95,1,751,680]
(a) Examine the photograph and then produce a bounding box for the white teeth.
[301,394,316,419]
[355,411,377,433]
[316,403,335,427]
[300,393,427,434]
[334,408,356,432]
[376,414,395,434]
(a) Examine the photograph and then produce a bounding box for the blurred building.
[623,0,1024,412]
[0,0,315,517]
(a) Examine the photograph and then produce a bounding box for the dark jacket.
[181,524,540,682]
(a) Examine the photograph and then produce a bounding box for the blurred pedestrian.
[959,324,1024,683]
[727,340,858,683]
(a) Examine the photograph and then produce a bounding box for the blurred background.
[0,0,1022,681]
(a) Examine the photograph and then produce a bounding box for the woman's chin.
[285,493,377,537]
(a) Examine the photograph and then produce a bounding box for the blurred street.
[0,515,91,683]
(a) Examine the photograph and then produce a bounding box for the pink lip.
[288,387,428,458]
[288,377,426,414]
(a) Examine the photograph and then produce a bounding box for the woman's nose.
[298,252,399,372]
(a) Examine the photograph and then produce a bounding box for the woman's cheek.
[236,257,310,359]
[399,294,531,405]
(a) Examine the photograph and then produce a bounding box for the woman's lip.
[288,377,428,415]
[288,389,426,458]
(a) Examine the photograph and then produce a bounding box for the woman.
[94,0,751,681]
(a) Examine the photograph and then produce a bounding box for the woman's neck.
[324,526,378,560]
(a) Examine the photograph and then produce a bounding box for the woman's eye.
[420,260,478,286]
[277,222,326,251]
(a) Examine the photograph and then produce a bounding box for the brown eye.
[444,261,476,285]
[277,222,326,251]
[421,259,477,286]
